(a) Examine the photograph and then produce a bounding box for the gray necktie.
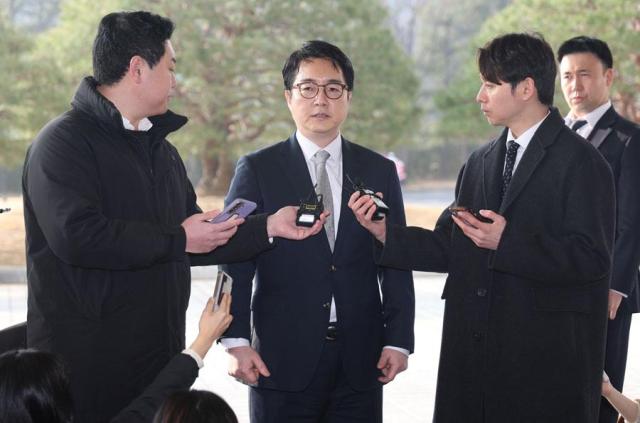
[313,150,335,251]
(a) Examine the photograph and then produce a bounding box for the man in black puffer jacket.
[22,11,323,423]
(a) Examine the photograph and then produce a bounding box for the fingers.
[201,209,221,221]
[220,292,232,313]
[376,355,398,384]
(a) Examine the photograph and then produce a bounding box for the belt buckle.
[326,324,337,341]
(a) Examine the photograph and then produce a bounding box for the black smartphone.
[448,206,493,224]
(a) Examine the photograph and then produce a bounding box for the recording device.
[0,208,10,214]
[448,206,493,224]
[212,270,233,311]
[208,198,257,223]
[347,175,389,221]
[296,188,324,227]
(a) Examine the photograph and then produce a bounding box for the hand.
[227,346,271,385]
[189,293,233,359]
[348,191,387,243]
[608,290,623,320]
[377,348,408,384]
[451,209,505,250]
[266,205,328,240]
[601,371,614,398]
[182,210,244,253]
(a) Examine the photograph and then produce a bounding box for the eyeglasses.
[292,81,348,100]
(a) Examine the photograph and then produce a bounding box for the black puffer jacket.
[22,76,270,422]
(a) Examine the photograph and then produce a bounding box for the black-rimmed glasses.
[293,81,347,100]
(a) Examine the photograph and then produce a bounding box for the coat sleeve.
[219,155,262,340]
[23,124,186,270]
[110,354,199,422]
[375,165,462,273]
[491,148,615,285]
[377,160,415,352]
[610,130,640,295]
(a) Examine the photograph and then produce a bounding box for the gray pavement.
[2,269,640,422]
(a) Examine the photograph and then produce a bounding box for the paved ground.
[2,270,639,422]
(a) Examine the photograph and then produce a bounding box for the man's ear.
[128,56,145,82]
[284,90,292,107]
[520,77,536,101]
[604,67,614,88]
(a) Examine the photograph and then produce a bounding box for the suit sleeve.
[610,130,640,295]
[23,125,186,271]
[491,148,615,285]
[110,354,199,422]
[220,155,262,340]
[378,161,415,351]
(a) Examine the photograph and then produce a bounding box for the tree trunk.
[196,148,235,196]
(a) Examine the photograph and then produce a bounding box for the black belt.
[326,323,338,341]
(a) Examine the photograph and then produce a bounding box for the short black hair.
[556,36,613,69]
[0,349,73,423]
[478,32,556,106]
[153,390,238,423]
[282,40,354,91]
[92,11,175,85]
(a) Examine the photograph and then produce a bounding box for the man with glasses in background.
[220,40,415,423]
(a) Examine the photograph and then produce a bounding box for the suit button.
[476,288,487,297]
[473,332,482,341]
[330,265,337,272]
[322,302,331,309]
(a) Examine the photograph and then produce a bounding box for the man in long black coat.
[350,33,615,422]
[22,11,323,423]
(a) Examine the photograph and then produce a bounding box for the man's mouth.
[311,113,330,119]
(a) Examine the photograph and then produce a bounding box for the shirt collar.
[564,100,611,130]
[122,116,153,132]
[506,111,550,148]
[296,131,342,164]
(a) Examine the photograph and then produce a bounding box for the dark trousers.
[249,339,383,423]
[599,311,632,423]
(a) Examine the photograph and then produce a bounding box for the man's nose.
[313,87,329,105]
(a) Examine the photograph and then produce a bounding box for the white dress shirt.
[564,100,611,140]
[505,111,550,174]
[122,116,153,131]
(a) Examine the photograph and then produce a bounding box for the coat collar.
[483,108,563,214]
[587,106,617,148]
[71,76,188,140]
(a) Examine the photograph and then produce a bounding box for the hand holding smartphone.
[212,270,233,311]
[448,206,493,224]
[209,198,257,224]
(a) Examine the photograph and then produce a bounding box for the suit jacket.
[377,109,615,422]
[222,134,414,392]
[587,106,640,314]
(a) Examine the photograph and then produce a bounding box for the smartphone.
[209,198,257,224]
[212,270,233,310]
[448,206,493,224]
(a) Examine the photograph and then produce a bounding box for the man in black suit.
[350,33,615,422]
[558,36,640,423]
[221,40,415,423]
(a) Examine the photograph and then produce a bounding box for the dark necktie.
[501,140,520,200]
[571,119,587,131]
[313,150,335,251]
